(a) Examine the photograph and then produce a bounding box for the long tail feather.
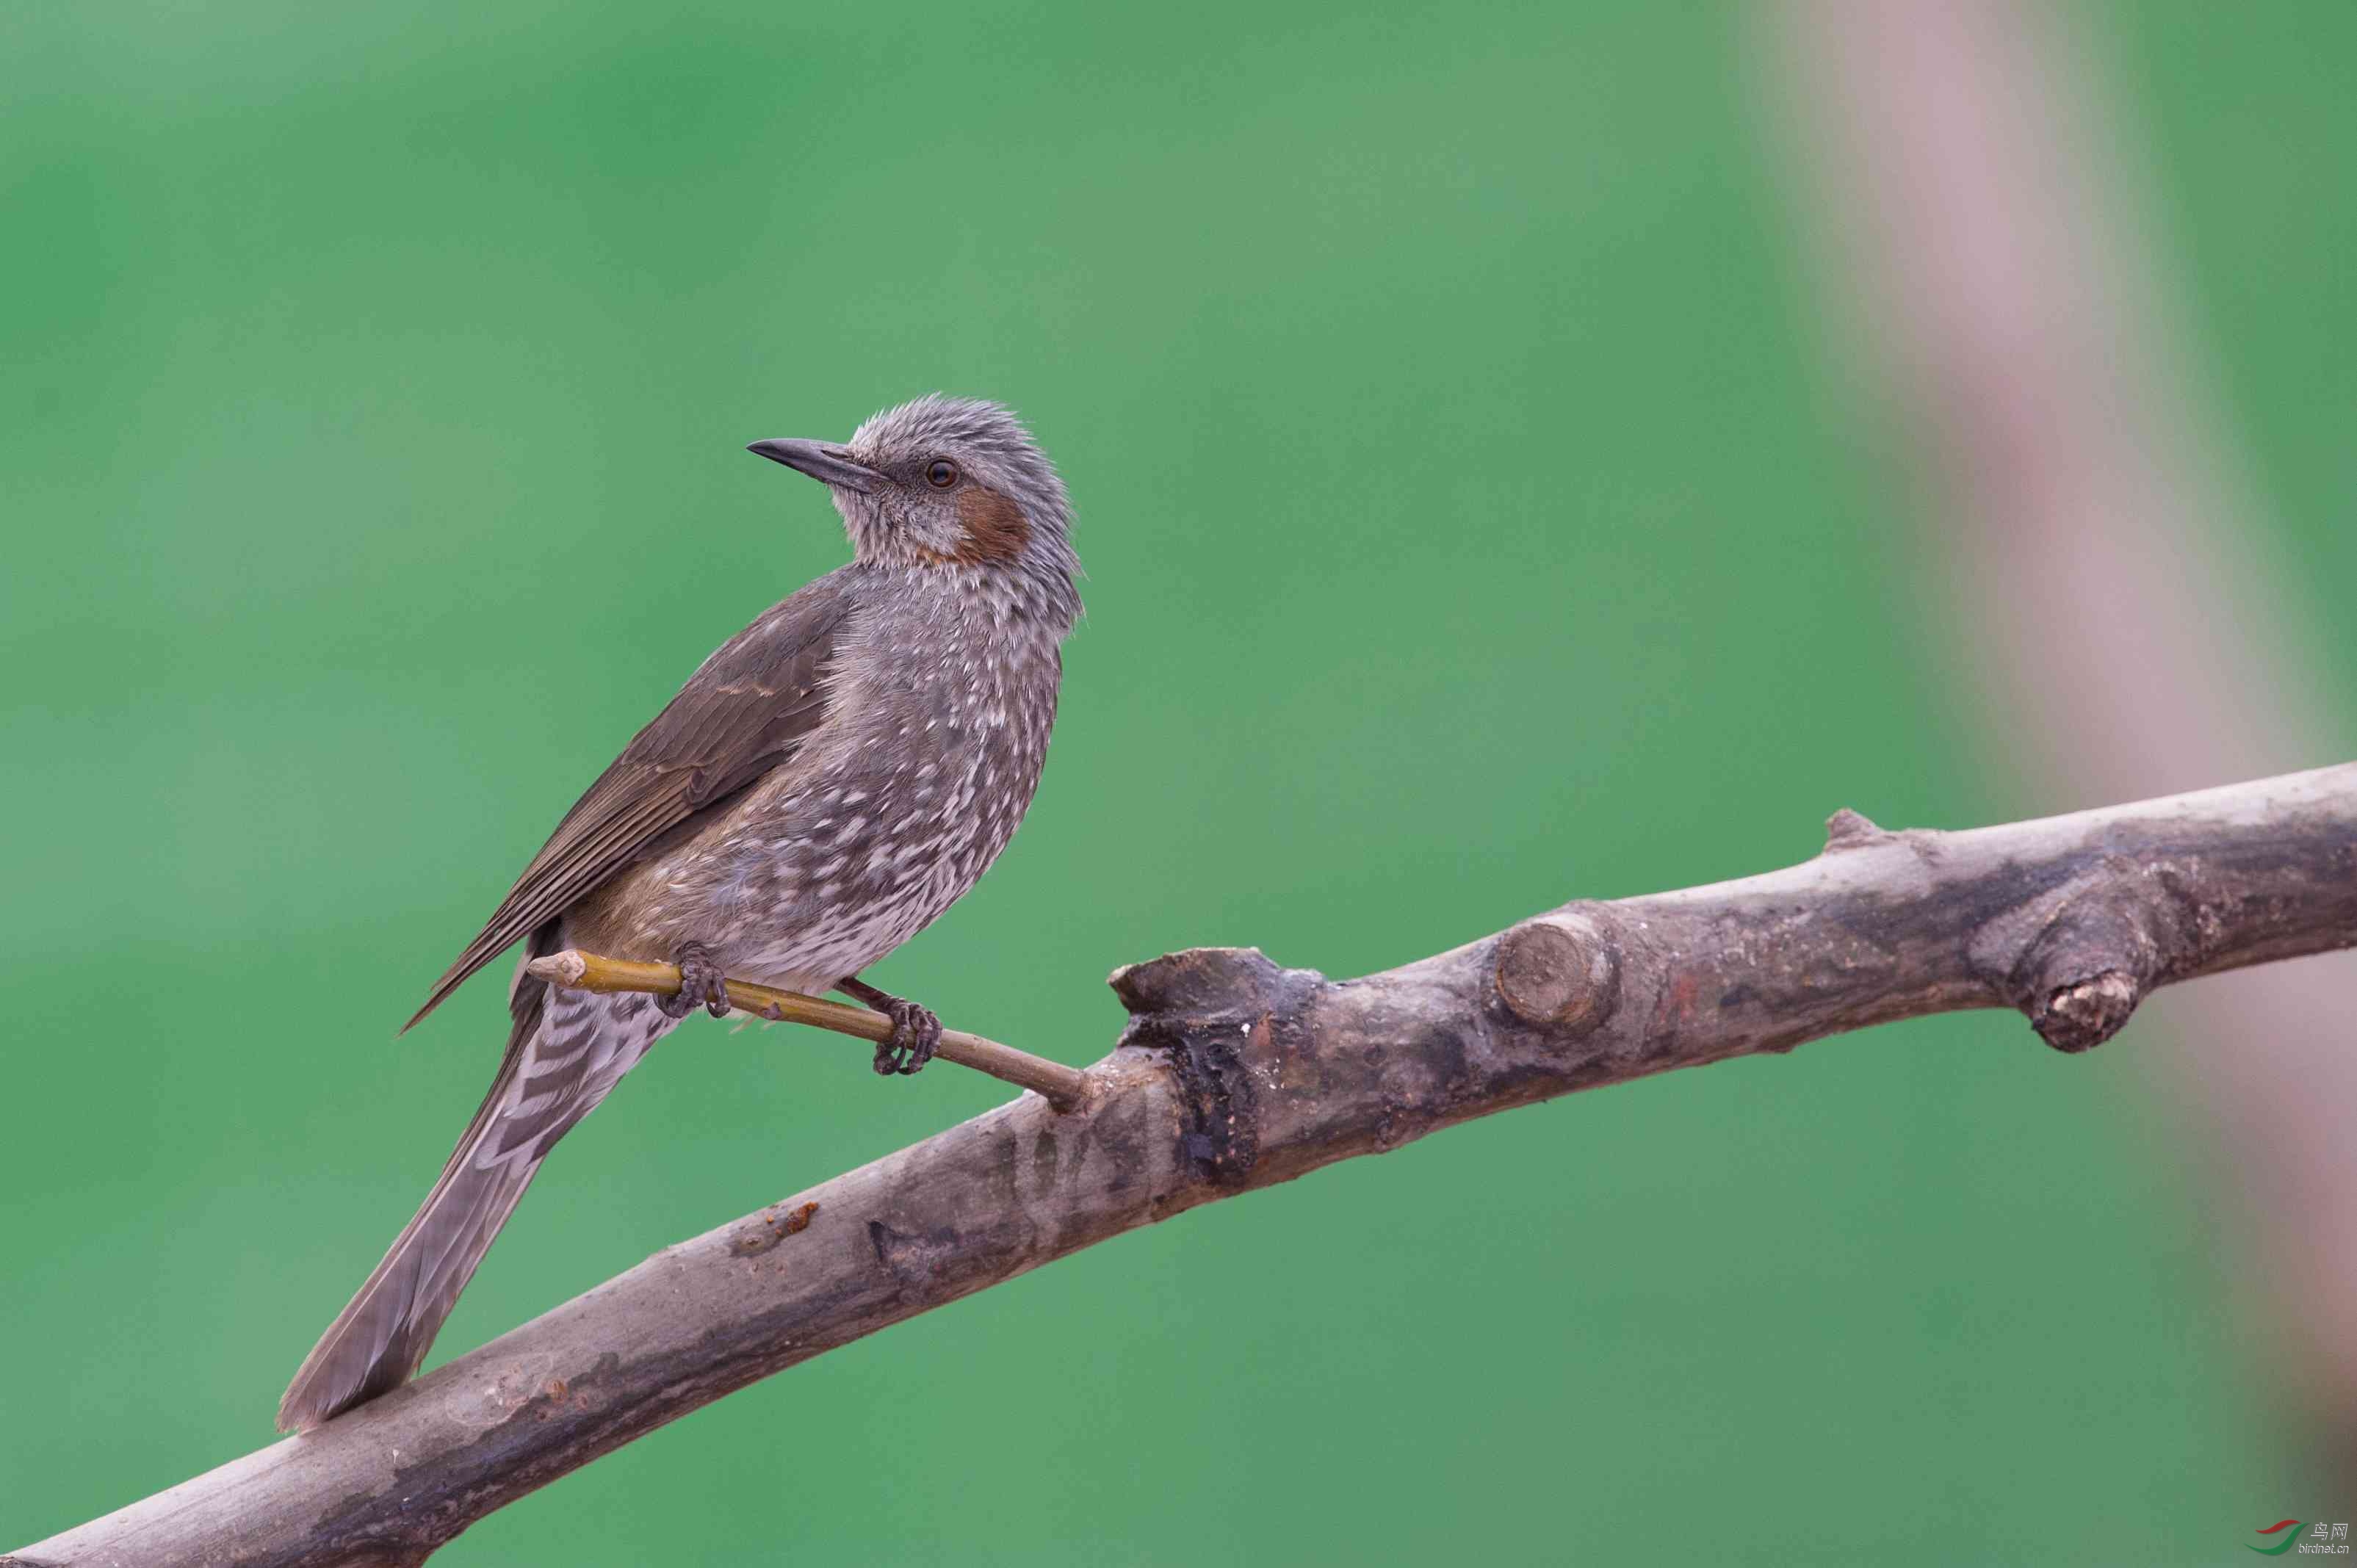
[277,974,672,1432]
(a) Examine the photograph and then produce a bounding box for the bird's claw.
[660,942,732,1020]
[871,999,941,1077]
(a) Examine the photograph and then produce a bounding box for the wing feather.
[403,570,858,1031]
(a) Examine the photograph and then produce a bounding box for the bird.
[276,394,1082,1433]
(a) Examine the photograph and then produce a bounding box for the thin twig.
[523,949,1089,1110]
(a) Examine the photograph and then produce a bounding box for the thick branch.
[16,763,2356,1567]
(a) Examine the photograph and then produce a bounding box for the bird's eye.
[925,460,958,488]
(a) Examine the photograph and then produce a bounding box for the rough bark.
[13,763,2356,1567]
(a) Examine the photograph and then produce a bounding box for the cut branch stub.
[1492,912,1619,1036]
[1109,947,1314,1190]
[1969,856,2169,1055]
[1822,806,1888,852]
[2013,889,2160,1053]
[2030,971,2141,1053]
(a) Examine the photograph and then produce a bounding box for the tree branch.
[15,763,2356,1567]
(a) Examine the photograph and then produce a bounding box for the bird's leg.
[659,940,733,1020]
[836,975,942,1076]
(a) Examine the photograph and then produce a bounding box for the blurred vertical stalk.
[1756,0,2356,1482]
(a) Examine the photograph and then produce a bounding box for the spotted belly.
[566,701,1047,995]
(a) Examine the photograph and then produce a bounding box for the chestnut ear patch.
[954,486,1031,563]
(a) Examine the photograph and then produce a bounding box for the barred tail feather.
[275,1135,543,1431]
[277,980,672,1432]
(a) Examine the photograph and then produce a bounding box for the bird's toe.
[870,1000,941,1076]
[663,942,731,1020]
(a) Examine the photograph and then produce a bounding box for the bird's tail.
[276,977,674,1432]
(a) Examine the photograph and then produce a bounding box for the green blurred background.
[4,2,2350,1561]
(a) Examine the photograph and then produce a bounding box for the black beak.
[746,438,884,494]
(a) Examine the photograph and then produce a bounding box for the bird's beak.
[746,438,885,495]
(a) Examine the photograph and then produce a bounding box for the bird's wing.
[403,570,859,1031]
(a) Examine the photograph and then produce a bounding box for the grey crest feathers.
[834,395,1083,632]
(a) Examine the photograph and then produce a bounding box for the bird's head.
[749,395,1080,628]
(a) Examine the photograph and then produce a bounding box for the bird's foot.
[660,941,733,1020]
[871,997,942,1076]
[837,976,941,1077]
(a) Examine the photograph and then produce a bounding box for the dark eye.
[925,460,958,488]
